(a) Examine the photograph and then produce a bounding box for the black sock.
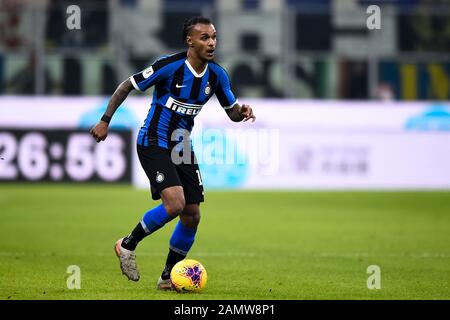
[121,223,148,251]
[161,249,186,280]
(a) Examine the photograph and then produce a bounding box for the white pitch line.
[0,251,257,257]
[314,252,450,258]
[0,251,449,258]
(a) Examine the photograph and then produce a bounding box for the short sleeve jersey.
[130,51,238,149]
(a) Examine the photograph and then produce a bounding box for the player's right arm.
[89,78,134,143]
[90,55,180,142]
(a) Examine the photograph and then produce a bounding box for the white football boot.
[156,276,174,290]
[114,238,140,281]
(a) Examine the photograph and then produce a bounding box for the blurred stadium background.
[0,0,449,300]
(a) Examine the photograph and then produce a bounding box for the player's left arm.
[216,67,256,123]
[226,103,256,122]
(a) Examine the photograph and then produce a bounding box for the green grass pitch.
[0,184,449,300]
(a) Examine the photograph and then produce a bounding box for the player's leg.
[115,145,183,281]
[120,186,184,251]
[157,204,200,289]
[157,152,204,289]
[116,188,185,282]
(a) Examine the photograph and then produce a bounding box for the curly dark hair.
[182,16,212,42]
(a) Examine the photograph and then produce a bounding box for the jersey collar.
[185,60,208,78]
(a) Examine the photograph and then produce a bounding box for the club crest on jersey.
[143,66,154,79]
[156,171,165,183]
[165,97,203,116]
[204,82,211,96]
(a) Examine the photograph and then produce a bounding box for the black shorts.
[137,145,204,204]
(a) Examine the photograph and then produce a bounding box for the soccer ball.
[170,259,207,292]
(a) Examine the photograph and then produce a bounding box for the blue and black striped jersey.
[130,51,237,149]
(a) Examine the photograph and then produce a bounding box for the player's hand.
[239,104,256,122]
[89,121,109,143]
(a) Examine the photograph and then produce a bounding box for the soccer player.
[89,16,255,289]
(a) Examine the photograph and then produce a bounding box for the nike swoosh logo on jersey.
[176,83,186,88]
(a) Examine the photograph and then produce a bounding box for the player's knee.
[164,198,186,217]
[181,205,201,228]
[180,213,200,229]
[191,212,200,228]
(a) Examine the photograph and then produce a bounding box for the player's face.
[187,23,217,61]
